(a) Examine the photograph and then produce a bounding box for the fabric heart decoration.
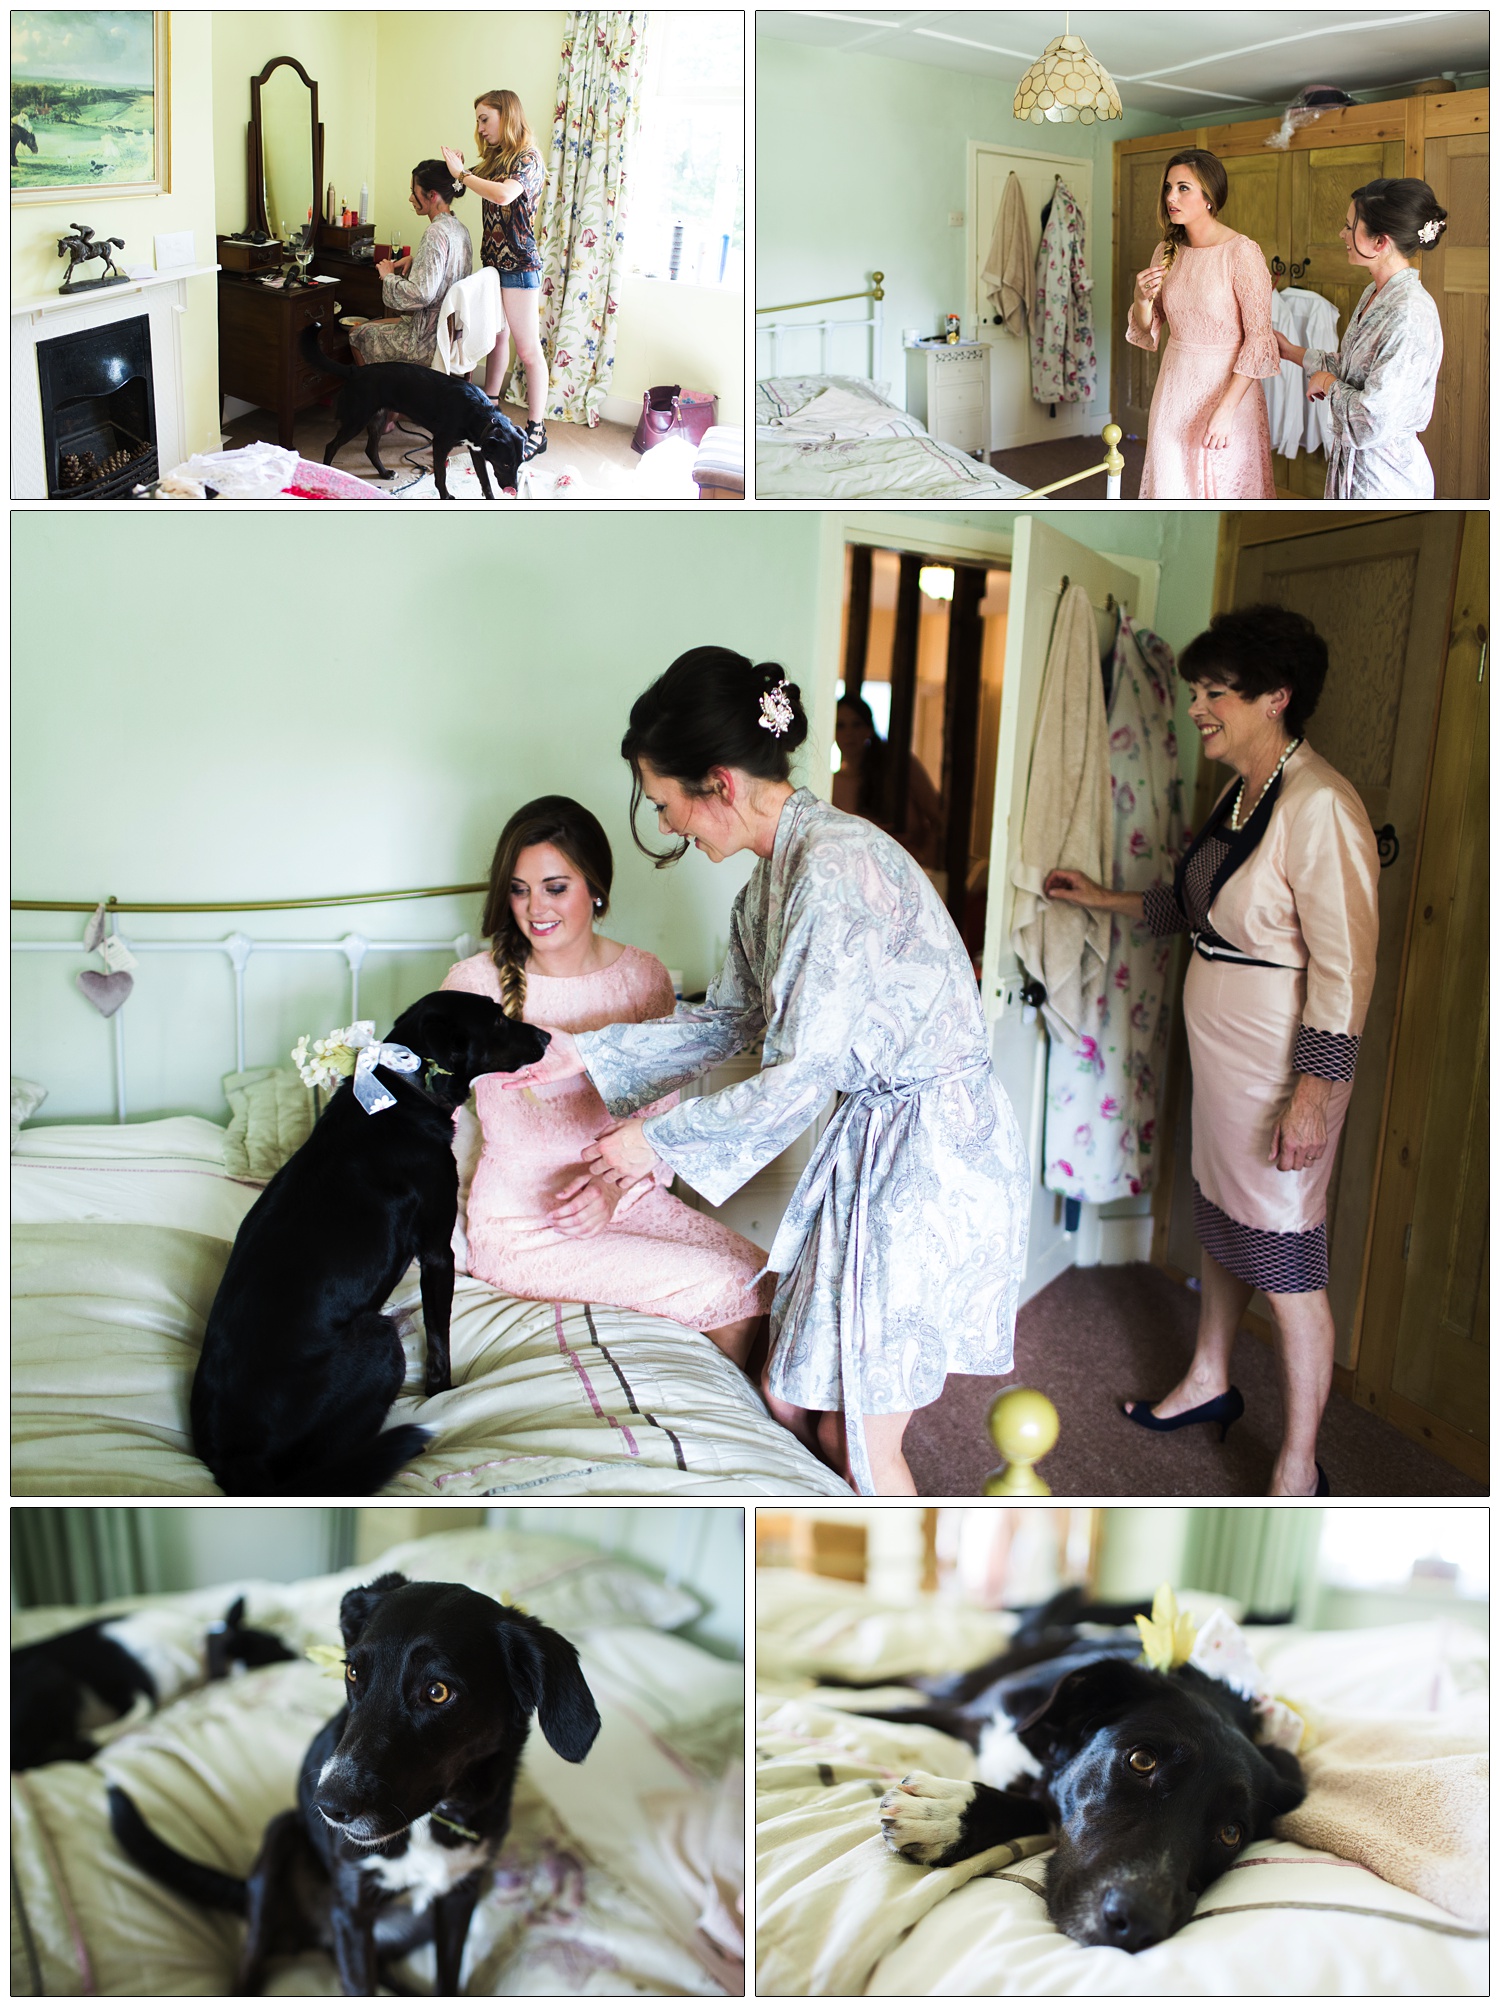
[77,969,134,1017]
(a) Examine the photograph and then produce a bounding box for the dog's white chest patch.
[976,1716,1043,1791]
[360,1816,489,1911]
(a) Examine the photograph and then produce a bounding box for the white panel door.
[969,145,1094,453]
[980,517,1157,1302]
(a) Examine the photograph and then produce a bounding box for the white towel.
[1010,583,1112,1047]
[433,266,504,376]
[982,172,1032,338]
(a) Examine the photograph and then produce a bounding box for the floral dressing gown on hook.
[573,790,1032,1497]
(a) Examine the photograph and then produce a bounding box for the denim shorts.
[500,269,540,290]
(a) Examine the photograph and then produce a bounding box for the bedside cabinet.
[904,341,990,457]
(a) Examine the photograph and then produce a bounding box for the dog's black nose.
[1099,1886,1166,1953]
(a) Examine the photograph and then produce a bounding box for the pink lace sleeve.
[440,954,497,997]
[628,954,682,1175]
[1231,237,1279,379]
[1124,241,1167,352]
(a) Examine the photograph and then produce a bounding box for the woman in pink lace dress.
[1127,150,1278,499]
[441,796,773,1363]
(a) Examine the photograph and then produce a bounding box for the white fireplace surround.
[11,265,218,498]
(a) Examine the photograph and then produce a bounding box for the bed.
[755,276,1124,503]
[755,1569,1489,1995]
[10,897,847,1499]
[10,1524,744,1995]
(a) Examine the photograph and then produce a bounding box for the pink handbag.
[630,385,719,454]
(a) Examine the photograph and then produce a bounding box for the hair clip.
[758,680,794,737]
[1417,217,1442,244]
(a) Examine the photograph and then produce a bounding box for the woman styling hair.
[442,90,550,460]
[1274,178,1447,499]
[489,649,1032,1496]
[440,794,772,1360]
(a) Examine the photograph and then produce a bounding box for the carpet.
[905,1263,1485,1499]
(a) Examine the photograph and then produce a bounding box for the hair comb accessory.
[758,679,794,737]
[1418,217,1442,244]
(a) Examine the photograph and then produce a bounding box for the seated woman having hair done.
[1047,605,1378,1498]
[441,795,773,1366]
[350,159,473,367]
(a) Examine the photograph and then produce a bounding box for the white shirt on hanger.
[1267,288,1341,458]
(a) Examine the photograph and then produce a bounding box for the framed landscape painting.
[11,11,169,202]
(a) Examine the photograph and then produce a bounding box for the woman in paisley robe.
[350,160,472,367]
[493,648,1032,1496]
[1274,178,1447,499]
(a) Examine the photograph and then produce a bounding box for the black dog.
[109,1572,601,1995]
[12,1596,294,1772]
[870,1591,1306,1952]
[191,991,547,1496]
[300,325,527,498]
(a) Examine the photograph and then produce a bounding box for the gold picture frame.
[11,10,170,204]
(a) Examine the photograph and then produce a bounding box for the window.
[627,12,743,289]
[1318,1508,1488,1600]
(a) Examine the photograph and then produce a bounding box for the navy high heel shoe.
[1122,1385,1245,1443]
[1314,1462,1330,1495]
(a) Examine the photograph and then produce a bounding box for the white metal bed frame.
[13,887,483,1123]
[755,271,1124,499]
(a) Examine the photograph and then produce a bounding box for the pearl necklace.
[1228,738,1301,831]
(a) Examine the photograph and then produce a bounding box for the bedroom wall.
[211,12,377,238]
[755,38,1177,430]
[12,513,835,1123]
[11,12,221,457]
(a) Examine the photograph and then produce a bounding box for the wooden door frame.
[1111,89,1489,440]
[1148,509,1468,1421]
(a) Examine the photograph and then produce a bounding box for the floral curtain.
[522,11,649,427]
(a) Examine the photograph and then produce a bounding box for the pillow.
[11,1075,47,1148]
[11,1115,260,1241]
[222,1066,315,1180]
[756,373,895,423]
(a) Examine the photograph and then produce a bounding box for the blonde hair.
[474,89,536,179]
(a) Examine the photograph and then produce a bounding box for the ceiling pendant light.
[1013,13,1122,126]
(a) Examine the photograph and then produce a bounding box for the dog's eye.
[1217,1822,1243,1848]
[424,1681,452,1705]
[345,1663,358,1684]
[1126,1748,1156,1773]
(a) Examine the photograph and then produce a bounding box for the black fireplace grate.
[37,315,159,499]
[55,421,158,500]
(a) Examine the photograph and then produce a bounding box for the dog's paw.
[878,1771,977,1866]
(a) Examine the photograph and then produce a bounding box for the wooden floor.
[990,429,1146,501]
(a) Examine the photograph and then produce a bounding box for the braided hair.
[620,646,809,866]
[479,796,613,1019]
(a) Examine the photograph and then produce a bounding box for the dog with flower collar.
[191,990,547,1495]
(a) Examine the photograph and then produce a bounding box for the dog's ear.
[339,1571,408,1647]
[1013,1655,1161,1760]
[1251,1742,1306,1830]
[497,1610,601,1762]
[223,1594,246,1631]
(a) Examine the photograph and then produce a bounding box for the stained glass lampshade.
[1013,33,1122,125]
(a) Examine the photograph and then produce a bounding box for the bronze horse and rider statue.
[57,222,129,294]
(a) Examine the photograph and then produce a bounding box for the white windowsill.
[624,272,743,299]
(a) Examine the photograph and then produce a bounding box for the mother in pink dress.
[441,795,772,1365]
[1127,149,1278,499]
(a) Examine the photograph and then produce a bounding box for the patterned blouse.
[480,149,546,274]
[1302,267,1444,500]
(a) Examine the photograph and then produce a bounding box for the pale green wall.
[211,12,377,237]
[12,12,221,457]
[756,38,1177,413]
[12,513,831,1122]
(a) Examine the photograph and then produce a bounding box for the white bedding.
[754,373,1028,501]
[755,1573,1489,1996]
[11,1528,745,1996]
[10,1120,847,1498]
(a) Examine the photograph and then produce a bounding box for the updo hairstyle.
[411,158,465,204]
[621,646,809,865]
[480,795,613,1019]
[1348,177,1447,257]
[1178,604,1328,737]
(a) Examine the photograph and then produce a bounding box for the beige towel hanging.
[1010,581,1111,1047]
[982,171,1031,338]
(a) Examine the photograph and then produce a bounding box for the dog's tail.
[300,321,354,380]
[214,1423,433,1497]
[107,1785,248,1915]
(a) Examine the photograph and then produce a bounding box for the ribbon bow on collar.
[349,1025,422,1115]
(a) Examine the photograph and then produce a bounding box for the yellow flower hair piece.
[306,1641,348,1679]
[1135,1584,1198,1673]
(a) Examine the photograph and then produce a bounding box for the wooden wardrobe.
[1112,89,1488,499]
